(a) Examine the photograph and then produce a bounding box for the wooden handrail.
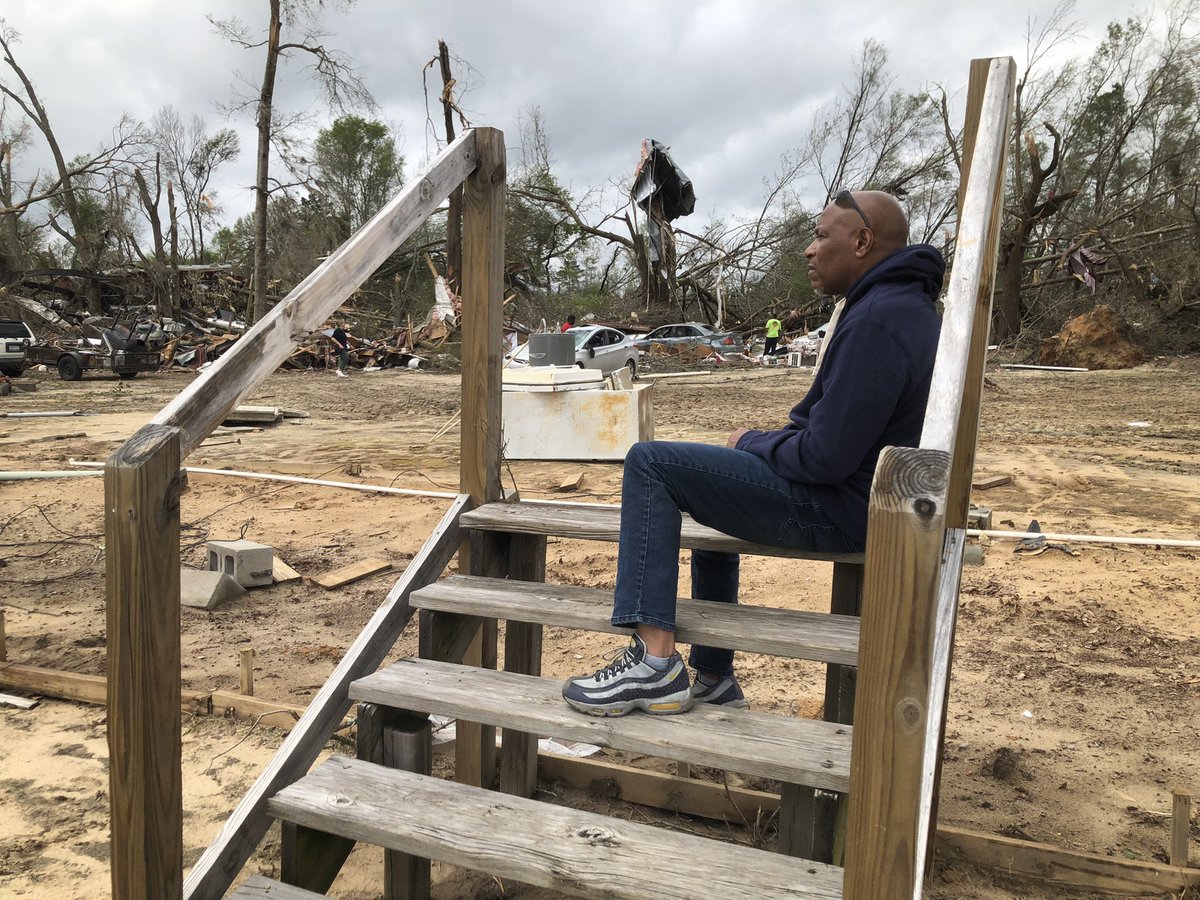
[921,57,1016,457]
[150,130,478,457]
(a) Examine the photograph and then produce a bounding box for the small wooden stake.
[239,648,255,697]
[1172,791,1191,867]
[0,608,6,662]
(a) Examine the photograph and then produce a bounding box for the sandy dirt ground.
[1,359,1198,899]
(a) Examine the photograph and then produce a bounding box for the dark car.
[632,322,745,354]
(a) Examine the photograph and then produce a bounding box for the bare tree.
[210,0,371,322]
[0,20,146,311]
[991,1,1082,339]
[150,106,239,261]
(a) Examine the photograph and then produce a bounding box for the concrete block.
[607,367,634,391]
[968,505,993,530]
[206,539,274,588]
[181,569,247,610]
[963,545,986,566]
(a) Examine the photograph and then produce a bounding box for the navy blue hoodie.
[735,244,945,548]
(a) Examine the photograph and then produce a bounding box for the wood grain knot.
[898,698,924,730]
[420,179,432,202]
[574,826,619,847]
[326,793,353,807]
[912,497,938,521]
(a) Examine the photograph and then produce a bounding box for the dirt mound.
[1039,305,1144,370]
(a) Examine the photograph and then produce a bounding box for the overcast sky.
[0,0,1159,233]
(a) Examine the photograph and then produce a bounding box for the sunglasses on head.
[833,189,871,229]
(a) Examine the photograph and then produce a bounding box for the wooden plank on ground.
[311,558,392,590]
[0,661,211,713]
[555,472,585,492]
[412,574,860,666]
[351,658,851,791]
[461,501,865,563]
[269,757,844,900]
[272,557,302,584]
[937,825,1200,896]
[971,474,1012,490]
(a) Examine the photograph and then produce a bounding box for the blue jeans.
[612,440,860,676]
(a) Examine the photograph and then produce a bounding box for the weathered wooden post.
[106,423,184,900]
[456,126,506,789]
[842,57,1015,899]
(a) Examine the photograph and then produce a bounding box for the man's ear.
[853,228,876,259]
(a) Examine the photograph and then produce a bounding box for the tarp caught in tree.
[631,140,695,269]
[631,139,695,222]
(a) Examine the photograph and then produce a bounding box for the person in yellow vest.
[763,316,783,356]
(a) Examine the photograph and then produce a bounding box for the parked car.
[632,322,745,354]
[505,325,639,376]
[0,319,34,376]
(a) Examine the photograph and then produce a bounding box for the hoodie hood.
[845,243,946,309]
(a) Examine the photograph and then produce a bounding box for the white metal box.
[502,383,654,461]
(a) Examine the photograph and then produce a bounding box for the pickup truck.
[27,319,163,381]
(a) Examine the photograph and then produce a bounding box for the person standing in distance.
[561,314,576,333]
[562,190,944,716]
[763,315,783,356]
[331,321,350,377]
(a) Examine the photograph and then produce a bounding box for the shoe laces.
[592,644,637,682]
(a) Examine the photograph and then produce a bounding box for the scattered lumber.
[972,474,1012,490]
[999,363,1088,372]
[222,406,282,426]
[555,472,585,493]
[272,557,303,584]
[0,692,37,709]
[0,661,211,714]
[312,558,392,590]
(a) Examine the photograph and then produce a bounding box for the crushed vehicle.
[505,325,639,377]
[0,319,35,376]
[26,315,165,381]
[632,322,745,355]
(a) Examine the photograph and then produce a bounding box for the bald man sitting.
[564,190,944,716]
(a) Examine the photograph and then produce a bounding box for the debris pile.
[1039,305,1145,370]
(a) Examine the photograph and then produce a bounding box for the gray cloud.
[1,0,1148,234]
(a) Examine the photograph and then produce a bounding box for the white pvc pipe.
[968,528,1200,550]
[67,459,457,500]
[0,470,102,480]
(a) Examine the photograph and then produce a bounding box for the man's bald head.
[804,190,911,296]
[854,191,909,252]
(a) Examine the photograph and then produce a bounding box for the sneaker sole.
[694,697,750,709]
[564,693,694,717]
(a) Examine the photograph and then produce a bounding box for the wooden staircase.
[253,500,858,899]
[104,58,1016,900]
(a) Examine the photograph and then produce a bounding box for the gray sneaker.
[562,634,693,717]
[690,674,749,709]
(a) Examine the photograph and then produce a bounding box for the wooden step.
[462,500,866,564]
[229,875,328,898]
[413,574,860,666]
[350,658,851,791]
[268,757,844,900]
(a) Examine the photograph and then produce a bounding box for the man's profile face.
[804,204,866,297]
